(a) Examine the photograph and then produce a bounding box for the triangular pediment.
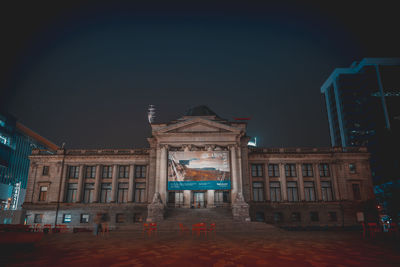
[154,118,241,134]
[172,122,227,133]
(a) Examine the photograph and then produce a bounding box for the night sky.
[1,1,399,149]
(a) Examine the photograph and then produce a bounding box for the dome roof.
[184,105,218,117]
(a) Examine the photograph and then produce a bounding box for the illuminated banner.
[168,151,231,190]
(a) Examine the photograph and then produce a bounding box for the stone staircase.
[116,207,277,232]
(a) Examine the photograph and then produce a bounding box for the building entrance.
[192,191,206,208]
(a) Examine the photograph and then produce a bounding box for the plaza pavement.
[2,227,400,267]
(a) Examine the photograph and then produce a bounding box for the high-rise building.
[321,58,400,219]
[0,111,58,212]
[321,58,400,179]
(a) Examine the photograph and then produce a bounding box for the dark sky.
[1,1,399,149]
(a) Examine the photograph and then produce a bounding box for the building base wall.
[23,203,148,229]
[249,201,366,227]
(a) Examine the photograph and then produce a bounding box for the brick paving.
[2,228,400,267]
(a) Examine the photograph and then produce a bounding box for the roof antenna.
[147,105,156,124]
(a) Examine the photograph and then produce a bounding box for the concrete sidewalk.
[2,229,400,266]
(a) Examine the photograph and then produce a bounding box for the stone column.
[159,145,168,205]
[93,165,101,202]
[207,190,215,208]
[230,145,239,203]
[59,165,68,202]
[279,163,287,201]
[314,163,323,201]
[76,165,85,203]
[184,190,191,208]
[237,146,243,194]
[298,164,305,201]
[111,164,118,202]
[128,164,135,202]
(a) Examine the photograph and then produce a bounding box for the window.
[268,164,280,177]
[302,164,313,177]
[215,190,230,204]
[285,164,297,177]
[291,212,301,222]
[102,166,113,178]
[68,166,79,178]
[252,182,264,202]
[251,164,263,177]
[349,163,356,174]
[273,212,283,223]
[42,166,49,176]
[135,165,146,178]
[117,183,129,203]
[39,186,48,201]
[134,182,146,202]
[116,213,125,223]
[63,214,72,223]
[310,212,319,222]
[34,214,43,223]
[287,182,299,202]
[321,181,334,201]
[168,191,184,205]
[80,214,90,223]
[66,183,78,203]
[352,184,361,200]
[328,212,337,222]
[100,183,112,203]
[270,182,281,202]
[85,166,96,178]
[304,181,315,201]
[319,163,330,177]
[83,183,94,203]
[255,212,265,222]
[133,213,143,222]
[119,165,129,178]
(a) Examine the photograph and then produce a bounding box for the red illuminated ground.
[2,229,400,267]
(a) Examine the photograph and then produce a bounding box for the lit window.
[102,166,113,178]
[34,214,43,223]
[349,163,356,174]
[319,163,330,177]
[80,214,90,223]
[63,214,72,223]
[85,166,96,178]
[39,186,48,201]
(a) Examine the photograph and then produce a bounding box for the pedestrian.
[101,212,110,236]
[93,213,102,236]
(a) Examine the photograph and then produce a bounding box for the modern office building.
[23,106,374,228]
[321,58,400,218]
[0,111,58,213]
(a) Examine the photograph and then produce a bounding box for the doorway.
[192,191,206,208]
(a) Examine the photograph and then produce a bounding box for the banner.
[168,151,231,190]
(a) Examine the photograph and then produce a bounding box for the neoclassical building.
[23,106,374,228]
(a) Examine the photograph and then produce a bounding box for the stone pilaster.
[298,164,305,201]
[230,145,239,203]
[93,165,101,202]
[265,162,270,201]
[279,163,287,201]
[128,164,135,202]
[314,163,323,201]
[111,164,118,202]
[158,145,168,205]
[76,164,85,203]
[59,164,68,202]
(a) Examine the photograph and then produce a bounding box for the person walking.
[101,212,110,236]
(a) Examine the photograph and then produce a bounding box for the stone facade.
[22,108,374,228]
